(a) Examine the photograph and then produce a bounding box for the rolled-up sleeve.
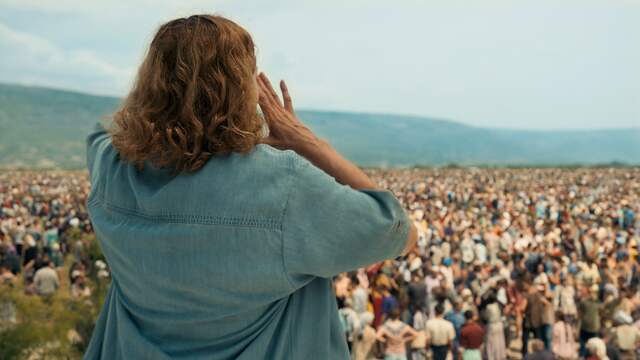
[282,152,410,280]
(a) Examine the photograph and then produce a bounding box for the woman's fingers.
[258,73,294,116]
[257,72,303,149]
[258,88,287,133]
[280,80,294,113]
[258,99,280,129]
[256,75,271,104]
[257,79,280,116]
[258,73,282,107]
[257,76,275,106]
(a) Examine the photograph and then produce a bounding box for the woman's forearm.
[294,138,378,190]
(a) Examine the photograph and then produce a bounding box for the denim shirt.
[83,122,410,359]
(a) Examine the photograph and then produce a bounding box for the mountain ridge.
[1,82,638,169]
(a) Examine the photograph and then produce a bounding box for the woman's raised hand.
[257,72,320,154]
[257,73,418,252]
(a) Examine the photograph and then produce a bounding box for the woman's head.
[389,307,401,320]
[111,15,262,174]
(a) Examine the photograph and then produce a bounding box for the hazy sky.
[1,0,638,130]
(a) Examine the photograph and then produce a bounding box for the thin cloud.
[0,1,637,129]
[0,22,134,95]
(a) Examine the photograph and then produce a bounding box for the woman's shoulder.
[252,143,298,165]
[204,143,300,176]
[251,144,311,167]
[238,144,322,179]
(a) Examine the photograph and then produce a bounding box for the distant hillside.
[0,83,638,168]
[0,84,120,168]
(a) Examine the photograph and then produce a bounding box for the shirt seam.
[393,210,412,258]
[90,195,280,229]
[280,153,298,290]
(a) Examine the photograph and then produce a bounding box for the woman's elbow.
[399,221,418,256]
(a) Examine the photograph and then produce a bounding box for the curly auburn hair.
[109,15,263,174]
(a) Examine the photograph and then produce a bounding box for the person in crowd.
[426,303,456,360]
[539,285,555,350]
[460,288,478,316]
[459,310,485,360]
[410,308,428,360]
[0,262,17,329]
[376,307,419,360]
[552,311,577,360]
[339,298,360,353]
[408,271,427,319]
[444,300,465,360]
[33,260,59,297]
[579,285,603,357]
[335,272,351,309]
[352,312,377,360]
[0,262,16,285]
[71,272,92,299]
[482,292,507,360]
[524,339,554,360]
[523,282,544,355]
[585,337,610,360]
[553,274,577,324]
[372,284,386,329]
[50,242,64,268]
[382,285,400,321]
[609,310,640,360]
[505,280,527,346]
[352,276,370,316]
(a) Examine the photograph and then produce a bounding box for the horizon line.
[2,81,638,133]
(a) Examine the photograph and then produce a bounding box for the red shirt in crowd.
[459,321,485,349]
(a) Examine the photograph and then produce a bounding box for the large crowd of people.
[337,168,640,360]
[0,171,102,307]
[1,168,639,359]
